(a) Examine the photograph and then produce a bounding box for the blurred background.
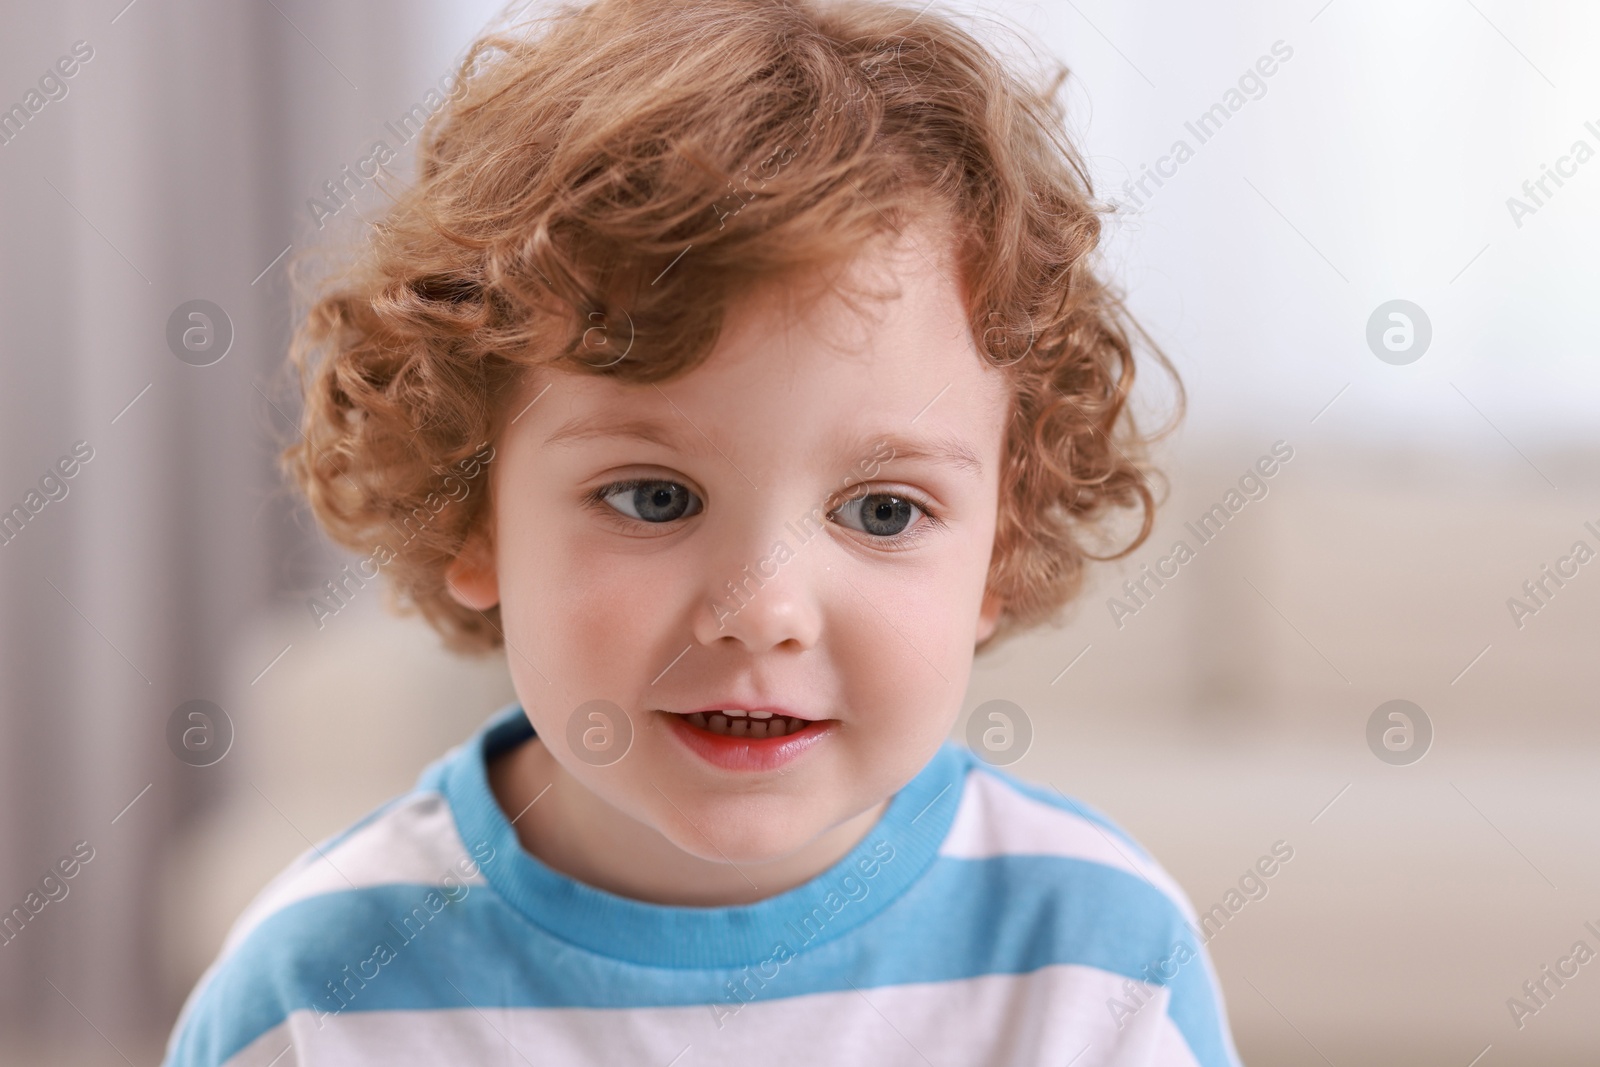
[1,0,1596,1063]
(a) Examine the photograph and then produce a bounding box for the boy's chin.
[653,803,836,871]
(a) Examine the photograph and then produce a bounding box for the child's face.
[449,223,1010,869]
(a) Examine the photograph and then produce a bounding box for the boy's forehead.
[531,335,1004,475]
[510,218,1008,470]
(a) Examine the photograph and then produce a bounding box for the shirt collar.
[440,701,966,969]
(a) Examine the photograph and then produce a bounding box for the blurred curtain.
[0,0,449,1044]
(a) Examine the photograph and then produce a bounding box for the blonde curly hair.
[283,0,1180,655]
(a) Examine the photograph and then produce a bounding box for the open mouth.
[672,709,818,740]
[658,708,833,771]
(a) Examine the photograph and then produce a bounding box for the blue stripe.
[410,700,523,794]
[167,854,1228,1067]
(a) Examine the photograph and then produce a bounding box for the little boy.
[165,0,1241,1063]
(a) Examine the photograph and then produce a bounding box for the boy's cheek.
[829,591,959,726]
[507,543,685,689]
[846,557,984,657]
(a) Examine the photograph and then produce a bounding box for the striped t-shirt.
[163,702,1242,1066]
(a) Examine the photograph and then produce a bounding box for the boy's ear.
[975,588,1003,645]
[445,532,500,612]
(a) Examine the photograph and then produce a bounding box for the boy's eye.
[832,492,921,538]
[594,480,934,543]
[599,480,703,523]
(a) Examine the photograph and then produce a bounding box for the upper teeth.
[681,710,810,739]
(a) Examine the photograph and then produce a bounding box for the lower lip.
[660,711,833,772]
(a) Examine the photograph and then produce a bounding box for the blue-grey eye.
[601,480,701,523]
[834,493,918,537]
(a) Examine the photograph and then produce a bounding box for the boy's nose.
[690,528,824,653]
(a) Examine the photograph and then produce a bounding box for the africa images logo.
[707,838,897,1029]
[309,840,497,1026]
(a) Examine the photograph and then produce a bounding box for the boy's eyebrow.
[858,433,984,478]
[543,414,686,453]
[542,414,984,478]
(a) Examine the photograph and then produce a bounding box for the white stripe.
[216,1019,299,1067]
[221,965,1198,1067]
[220,792,487,958]
[1194,939,1243,1066]
[939,769,1199,924]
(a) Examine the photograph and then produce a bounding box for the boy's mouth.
[657,707,833,772]
[667,709,818,740]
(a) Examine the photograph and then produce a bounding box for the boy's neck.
[487,734,889,907]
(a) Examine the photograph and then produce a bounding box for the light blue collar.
[442,702,967,969]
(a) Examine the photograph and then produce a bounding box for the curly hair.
[283,0,1181,655]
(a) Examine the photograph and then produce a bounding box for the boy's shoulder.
[221,782,486,951]
[938,746,1199,926]
[931,749,1240,1066]
[163,755,493,1067]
